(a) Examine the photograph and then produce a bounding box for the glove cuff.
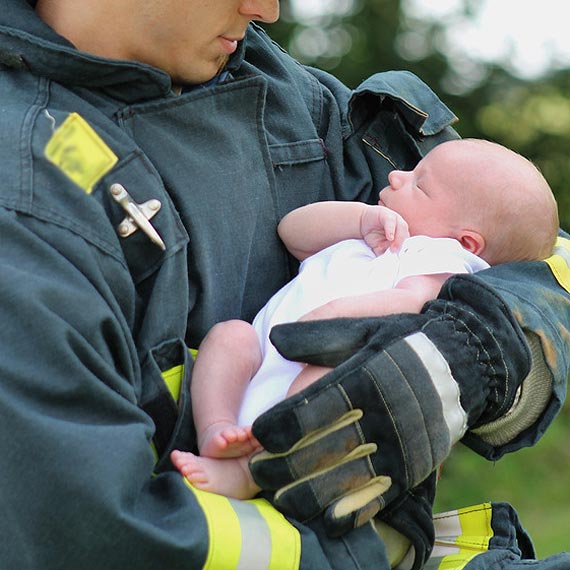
[466,332,552,457]
[427,275,531,428]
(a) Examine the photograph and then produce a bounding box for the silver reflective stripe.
[423,512,464,570]
[433,509,462,539]
[430,508,462,558]
[404,332,468,443]
[232,499,272,570]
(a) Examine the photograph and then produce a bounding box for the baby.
[171,138,558,499]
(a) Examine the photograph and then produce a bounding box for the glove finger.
[269,318,376,367]
[270,443,380,522]
[324,476,396,538]
[251,357,368,453]
[269,314,423,367]
[250,409,364,489]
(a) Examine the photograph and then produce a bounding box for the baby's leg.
[171,450,261,500]
[192,320,262,458]
[287,363,333,397]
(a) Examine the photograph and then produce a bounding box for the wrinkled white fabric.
[238,236,489,425]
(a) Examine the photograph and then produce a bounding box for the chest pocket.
[268,137,328,216]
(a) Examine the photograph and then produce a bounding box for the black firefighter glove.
[249,275,530,537]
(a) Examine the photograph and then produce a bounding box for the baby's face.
[378,146,460,238]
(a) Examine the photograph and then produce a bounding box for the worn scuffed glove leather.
[249,275,530,537]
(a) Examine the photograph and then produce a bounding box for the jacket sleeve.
[0,202,354,569]
[461,233,570,459]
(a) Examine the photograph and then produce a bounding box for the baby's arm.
[278,201,409,261]
[299,273,451,321]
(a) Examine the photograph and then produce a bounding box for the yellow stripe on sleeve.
[252,497,301,570]
[185,483,301,570]
[188,482,243,570]
[545,237,570,293]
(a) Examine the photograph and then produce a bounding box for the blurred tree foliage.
[264,0,570,558]
[265,0,570,230]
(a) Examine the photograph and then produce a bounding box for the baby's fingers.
[381,214,396,242]
[389,216,409,251]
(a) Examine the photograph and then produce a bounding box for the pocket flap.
[349,70,457,136]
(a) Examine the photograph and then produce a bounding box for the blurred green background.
[265,0,570,558]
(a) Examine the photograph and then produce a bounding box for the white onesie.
[237,236,489,426]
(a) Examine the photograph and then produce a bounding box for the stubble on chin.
[215,54,229,76]
[171,54,229,90]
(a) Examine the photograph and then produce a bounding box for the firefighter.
[0,1,569,568]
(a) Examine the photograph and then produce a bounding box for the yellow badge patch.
[45,113,118,193]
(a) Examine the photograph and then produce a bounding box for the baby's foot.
[170,450,260,500]
[198,422,261,458]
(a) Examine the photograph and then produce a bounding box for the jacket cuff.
[466,332,552,455]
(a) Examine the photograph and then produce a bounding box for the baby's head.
[379,138,558,265]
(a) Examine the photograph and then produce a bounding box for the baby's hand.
[360,205,409,255]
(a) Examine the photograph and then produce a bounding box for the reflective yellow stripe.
[545,237,570,293]
[186,482,301,570]
[427,503,493,570]
[154,351,197,463]
[160,349,197,402]
[161,364,184,402]
[454,503,492,551]
[431,553,479,570]
[150,360,183,464]
[254,498,301,570]
[160,351,300,568]
[191,484,243,569]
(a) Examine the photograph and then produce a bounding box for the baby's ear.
[458,230,485,256]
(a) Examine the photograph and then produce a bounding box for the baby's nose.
[388,170,405,189]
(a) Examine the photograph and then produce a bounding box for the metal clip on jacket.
[109,183,166,251]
